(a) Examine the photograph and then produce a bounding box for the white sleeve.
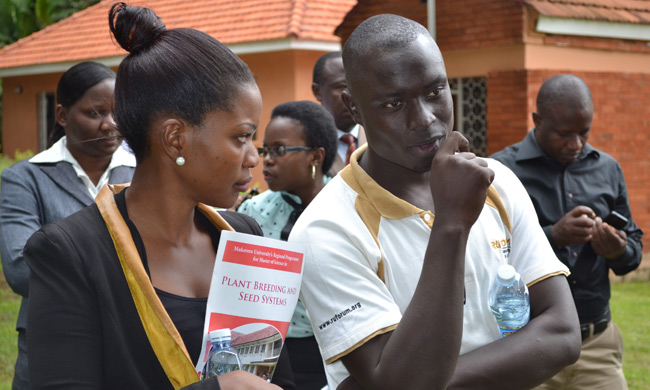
[289,182,401,364]
[487,159,569,285]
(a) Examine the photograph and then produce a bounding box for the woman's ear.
[160,117,187,163]
[310,147,326,169]
[55,104,67,128]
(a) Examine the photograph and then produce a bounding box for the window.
[37,92,56,151]
[449,77,488,157]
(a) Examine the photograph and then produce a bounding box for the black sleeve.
[218,210,263,236]
[271,344,297,390]
[26,226,104,388]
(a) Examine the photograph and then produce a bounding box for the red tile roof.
[525,0,650,24]
[0,0,356,70]
[231,326,280,346]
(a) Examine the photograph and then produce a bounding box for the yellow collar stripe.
[342,146,512,283]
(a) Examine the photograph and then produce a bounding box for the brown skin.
[123,85,279,389]
[534,78,627,259]
[312,56,356,133]
[56,78,121,185]
[339,34,580,390]
[262,116,326,206]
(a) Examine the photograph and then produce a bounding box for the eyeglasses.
[257,145,316,158]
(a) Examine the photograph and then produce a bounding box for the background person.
[24,3,292,389]
[239,100,337,389]
[311,51,366,175]
[492,74,643,390]
[290,14,580,390]
[0,61,135,390]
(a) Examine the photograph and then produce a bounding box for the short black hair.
[108,2,256,161]
[537,74,593,116]
[49,62,116,147]
[343,14,431,91]
[312,51,341,85]
[271,101,338,174]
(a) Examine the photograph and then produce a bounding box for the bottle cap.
[497,264,516,284]
[209,328,232,341]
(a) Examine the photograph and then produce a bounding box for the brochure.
[195,230,305,381]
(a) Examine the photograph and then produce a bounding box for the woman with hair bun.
[24,3,292,389]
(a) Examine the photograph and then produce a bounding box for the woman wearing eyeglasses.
[239,100,337,390]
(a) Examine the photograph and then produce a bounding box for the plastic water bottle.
[202,328,243,379]
[488,264,530,337]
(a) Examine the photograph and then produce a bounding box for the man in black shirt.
[492,74,643,390]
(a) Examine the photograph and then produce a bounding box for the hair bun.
[109,2,166,54]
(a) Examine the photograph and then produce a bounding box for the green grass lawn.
[0,266,19,390]
[0,267,646,388]
[611,281,650,390]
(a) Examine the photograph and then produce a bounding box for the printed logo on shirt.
[318,302,362,330]
[490,238,511,259]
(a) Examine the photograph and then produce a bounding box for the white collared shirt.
[29,136,136,199]
[336,124,360,162]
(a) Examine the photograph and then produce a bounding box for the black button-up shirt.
[492,130,643,324]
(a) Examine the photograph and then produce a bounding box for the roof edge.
[537,15,650,41]
[0,38,342,77]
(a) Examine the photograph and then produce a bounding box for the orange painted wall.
[2,73,61,156]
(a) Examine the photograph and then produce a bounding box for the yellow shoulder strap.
[96,184,233,389]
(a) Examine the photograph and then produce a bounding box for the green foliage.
[0,150,32,191]
[0,80,3,153]
[0,0,101,47]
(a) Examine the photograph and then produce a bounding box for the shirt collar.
[340,143,423,220]
[29,136,136,168]
[29,136,136,199]
[515,129,599,163]
[336,123,360,140]
[29,136,69,164]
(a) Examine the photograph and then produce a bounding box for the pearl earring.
[176,156,185,166]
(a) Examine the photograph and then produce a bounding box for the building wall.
[485,69,529,154]
[436,0,524,51]
[2,73,61,156]
[335,0,427,44]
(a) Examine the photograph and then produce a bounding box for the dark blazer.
[0,160,135,330]
[24,197,294,389]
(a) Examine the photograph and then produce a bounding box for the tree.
[0,0,101,47]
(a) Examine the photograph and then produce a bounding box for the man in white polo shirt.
[290,14,581,390]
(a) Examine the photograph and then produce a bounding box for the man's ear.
[160,117,187,163]
[532,111,542,128]
[312,83,322,103]
[55,104,67,128]
[341,90,362,126]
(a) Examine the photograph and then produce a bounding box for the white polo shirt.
[289,144,569,388]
